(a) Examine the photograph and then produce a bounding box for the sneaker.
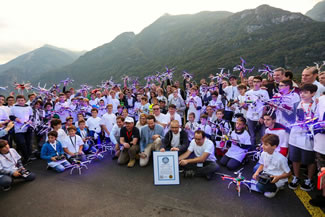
[2,186,11,192]
[300,179,314,192]
[184,170,195,178]
[127,159,136,168]
[288,176,300,190]
[309,195,325,207]
[264,188,279,198]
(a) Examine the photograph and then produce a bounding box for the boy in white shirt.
[253,134,291,198]
[245,76,269,147]
[186,87,202,122]
[184,113,199,142]
[62,126,86,162]
[0,139,35,191]
[86,108,102,141]
[289,84,318,191]
[110,116,125,159]
[100,104,117,141]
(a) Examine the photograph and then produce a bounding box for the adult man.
[139,115,164,167]
[179,130,219,180]
[301,66,325,99]
[160,120,189,155]
[152,104,168,129]
[269,68,285,97]
[319,71,325,87]
[118,117,140,167]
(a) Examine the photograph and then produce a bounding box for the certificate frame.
[153,151,180,185]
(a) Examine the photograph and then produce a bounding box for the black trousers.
[183,161,219,177]
[14,132,32,163]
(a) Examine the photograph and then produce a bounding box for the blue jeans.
[0,172,36,189]
[53,161,71,173]
[247,119,265,147]
[256,182,277,193]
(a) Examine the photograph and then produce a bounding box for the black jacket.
[161,130,189,153]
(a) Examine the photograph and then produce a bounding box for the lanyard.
[80,130,87,138]
[50,141,59,156]
[69,136,78,152]
[126,130,133,141]
[300,101,313,118]
[1,151,17,165]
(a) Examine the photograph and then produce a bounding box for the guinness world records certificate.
[153,151,180,185]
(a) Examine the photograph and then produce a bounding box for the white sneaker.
[264,188,279,198]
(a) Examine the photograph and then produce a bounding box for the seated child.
[220,117,251,170]
[62,126,87,162]
[41,131,71,172]
[253,134,291,198]
[0,139,35,191]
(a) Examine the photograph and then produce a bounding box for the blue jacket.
[41,140,65,163]
[140,124,164,152]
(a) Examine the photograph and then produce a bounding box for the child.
[289,84,318,191]
[86,108,102,140]
[220,117,251,170]
[98,99,106,117]
[10,95,33,164]
[139,96,150,115]
[263,113,289,156]
[62,126,86,162]
[253,134,291,198]
[41,131,71,172]
[309,95,325,207]
[50,119,68,145]
[0,139,35,191]
[184,112,199,142]
[77,120,97,154]
[213,109,232,150]
[232,84,247,122]
[198,114,212,139]
[186,87,202,122]
[206,106,217,123]
[54,93,71,124]
[100,104,117,140]
[62,116,74,134]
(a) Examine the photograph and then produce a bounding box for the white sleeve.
[280,156,291,174]
[203,141,214,154]
[258,152,266,165]
[187,140,195,152]
[77,135,84,146]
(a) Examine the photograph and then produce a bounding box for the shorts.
[316,152,325,170]
[289,145,315,165]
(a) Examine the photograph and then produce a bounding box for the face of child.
[16,98,26,106]
[79,122,86,130]
[48,135,56,144]
[239,88,246,95]
[212,95,217,100]
[200,118,207,125]
[54,124,62,130]
[117,119,124,128]
[67,119,73,126]
[68,129,76,137]
[262,142,276,154]
[140,116,146,125]
[141,99,147,105]
[253,79,262,90]
[235,120,245,131]
[278,83,290,95]
[107,106,113,113]
[263,116,275,128]
[216,112,224,120]
[189,115,195,122]
[206,107,213,115]
[300,90,314,101]
[0,144,10,154]
[78,115,84,121]
[59,95,66,102]
[91,111,98,117]
[45,105,52,111]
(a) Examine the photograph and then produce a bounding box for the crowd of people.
[0,65,324,207]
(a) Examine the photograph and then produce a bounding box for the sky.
[0,0,322,64]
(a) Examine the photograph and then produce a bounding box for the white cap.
[125,117,134,123]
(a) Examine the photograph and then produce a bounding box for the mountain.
[40,5,325,86]
[306,0,325,22]
[0,45,85,85]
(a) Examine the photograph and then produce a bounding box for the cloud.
[0,43,37,64]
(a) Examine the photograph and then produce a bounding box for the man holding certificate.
[160,120,189,155]
[179,130,219,180]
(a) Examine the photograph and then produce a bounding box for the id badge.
[197,163,203,167]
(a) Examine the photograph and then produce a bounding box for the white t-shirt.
[100,113,117,137]
[313,80,325,99]
[265,127,289,152]
[0,148,21,177]
[245,89,270,121]
[259,151,291,187]
[54,101,71,123]
[314,95,325,154]
[198,124,212,137]
[289,101,317,151]
[62,135,84,158]
[274,92,300,126]
[224,85,239,111]
[10,105,33,133]
[186,95,202,122]
[225,130,251,162]
[188,138,216,162]
[171,131,181,148]
[165,112,182,126]
[86,116,102,133]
